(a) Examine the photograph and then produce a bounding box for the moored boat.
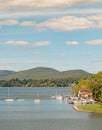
[5,87,14,102]
[34,92,40,104]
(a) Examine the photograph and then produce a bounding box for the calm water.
[0,87,102,130]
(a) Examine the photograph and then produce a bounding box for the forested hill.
[0,67,92,80]
[0,70,15,77]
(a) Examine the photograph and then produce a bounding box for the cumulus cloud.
[33,41,50,46]
[20,21,36,26]
[0,0,102,10]
[1,40,51,47]
[0,19,18,27]
[4,41,30,46]
[85,40,102,45]
[0,14,102,32]
[37,16,94,31]
[66,41,79,45]
[36,14,102,31]
[87,14,102,28]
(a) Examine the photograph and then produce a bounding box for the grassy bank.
[77,103,102,113]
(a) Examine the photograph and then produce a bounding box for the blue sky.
[0,0,102,73]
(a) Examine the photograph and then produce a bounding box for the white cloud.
[36,14,102,31]
[0,0,102,10]
[37,16,94,31]
[85,40,102,45]
[0,14,102,32]
[87,14,102,28]
[1,40,51,47]
[20,21,36,26]
[33,41,50,46]
[66,41,79,45]
[4,41,30,46]
[0,8,102,19]
[0,19,18,27]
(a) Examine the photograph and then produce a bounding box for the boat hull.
[5,98,14,102]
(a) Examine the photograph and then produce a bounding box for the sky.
[0,0,102,73]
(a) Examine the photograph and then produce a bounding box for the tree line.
[0,78,77,87]
[72,72,102,103]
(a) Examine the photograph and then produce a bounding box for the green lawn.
[77,103,102,113]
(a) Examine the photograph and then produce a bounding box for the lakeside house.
[67,88,95,105]
[78,88,93,99]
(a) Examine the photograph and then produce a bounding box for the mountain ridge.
[0,70,15,78]
[0,67,92,80]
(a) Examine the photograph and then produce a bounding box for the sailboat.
[34,92,40,104]
[51,90,63,100]
[5,87,14,102]
[51,90,58,99]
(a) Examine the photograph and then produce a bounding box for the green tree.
[72,78,90,95]
[72,72,102,103]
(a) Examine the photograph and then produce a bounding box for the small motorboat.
[34,92,40,104]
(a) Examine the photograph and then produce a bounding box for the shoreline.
[72,105,102,114]
[72,105,93,113]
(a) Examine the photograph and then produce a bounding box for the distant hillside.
[0,67,92,80]
[61,70,91,78]
[0,70,15,78]
[44,69,92,79]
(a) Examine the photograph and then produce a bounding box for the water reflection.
[89,112,102,118]
[0,87,102,130]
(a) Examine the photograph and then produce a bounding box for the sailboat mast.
[5,87,13,102]
[8,87,10,98]
[37,92,39,99]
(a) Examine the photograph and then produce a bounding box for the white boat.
[51,95,56,99]
[55,95,63,100]
[5,98,14,102]
[51,90,63,100]
[51,90,58,99]
[34,92,40,104]
[5,87,14,102]
[51,95,63,100]
[34,99,40,104]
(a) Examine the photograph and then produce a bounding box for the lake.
[0,87,102,130]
